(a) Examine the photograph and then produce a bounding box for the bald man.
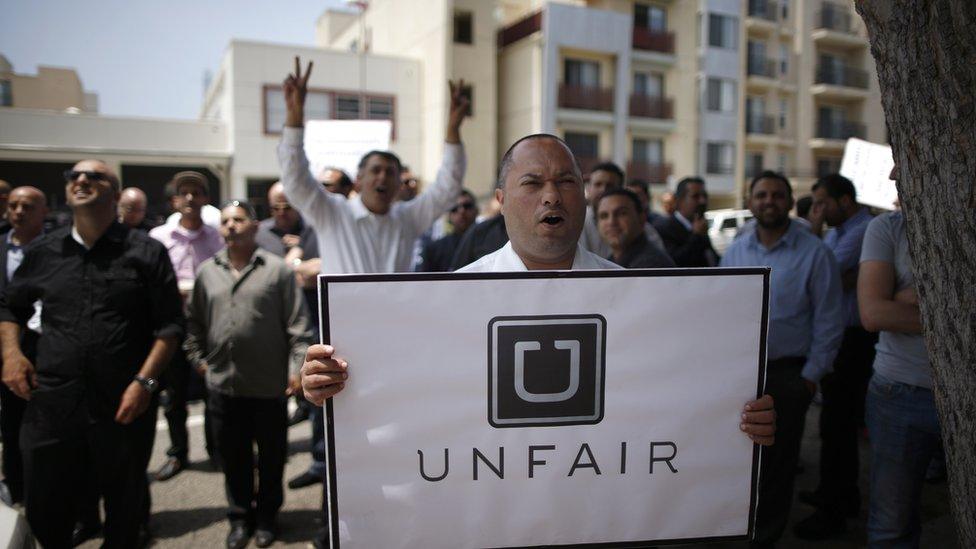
[0,186,47,505]
[118,187,153,232]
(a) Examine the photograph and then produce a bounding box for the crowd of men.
[0,56,938,549]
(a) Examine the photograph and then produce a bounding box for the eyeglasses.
[450,202,476,213]
[64,170,112,183]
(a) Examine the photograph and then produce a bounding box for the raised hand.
[446,79,470,144]
[284,56,314,128]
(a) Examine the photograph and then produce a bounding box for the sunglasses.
[450,202,476,213]
[64,170,112,183]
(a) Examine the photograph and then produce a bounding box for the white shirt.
[458,241,621,272]
[278,127,466,274]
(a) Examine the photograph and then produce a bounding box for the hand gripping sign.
[319,268,769,548]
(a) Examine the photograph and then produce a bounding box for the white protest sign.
[839,138,898,210]
[320,269,769,548]
[304,120,392,179]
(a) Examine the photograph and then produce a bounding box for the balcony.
[629,94,673,119]
[497,10,542,48]
[706,162,734,175]
[816,120,865,140]
[747,57,777,79]
[813,64,870,99]
[812,4,867,48]
[559,84,614,112]
[627,161,672,184]
[632,27,674,54]
[746,115,776,135]
[747,0,777,21]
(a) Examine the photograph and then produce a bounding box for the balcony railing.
[629,94,673,119]
[816,4,854,34]
[559,84,614,112]
[816,120,866,140]
[746,115,776,135]
[706,162,734,175]
[815,64,869,89]
[747,57,777,78]
[627,161,672,184]
[632,27,675,53]
[747,0,777,21]
[497,11,542,47]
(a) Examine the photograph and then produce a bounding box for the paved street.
[6,398,956,548]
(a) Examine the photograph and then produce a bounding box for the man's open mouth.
[541,215,563,225]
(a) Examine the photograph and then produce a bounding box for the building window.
[633,72,664,97]
[564,132,599,161]
[745,153,764,177]
[779,44,790,76]
[633,138,664,164]
[781,0,789,20]
[777,153,788,173]
[746,96,766,132]
[453,10,473,44]
[707,13,738,49]
[0,80,11,107]
[564,59,601,88]
[706,142,734,174]
[779,99,788,129]
[263,85,394,135]
[706,78,736,112]
[816,157,842,177]
[635,4,667,32]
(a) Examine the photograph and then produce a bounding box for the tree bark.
[855,0,976,544]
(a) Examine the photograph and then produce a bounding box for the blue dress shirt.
[822,207,872,327]
[721,220,844,382]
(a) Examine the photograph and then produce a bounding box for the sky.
[1,0,348,119]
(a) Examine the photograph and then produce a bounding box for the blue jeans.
[865,373,941,548]
[307,405,326,476]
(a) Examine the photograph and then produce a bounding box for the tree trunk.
[855,0,976,544]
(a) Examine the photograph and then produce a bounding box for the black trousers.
[815,327,878,511]
[21,402,157,549]
[162,350,213,462]
[208,392,287,528]
[754,358,813,546]
[0,384,27,503]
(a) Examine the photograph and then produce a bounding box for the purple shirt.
[149,221,224,285]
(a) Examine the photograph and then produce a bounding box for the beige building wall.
[0,58,96,113]
[497,35,544,160]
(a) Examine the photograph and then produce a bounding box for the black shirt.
[449,215,509,271]
[0,222,183,437]
[418,232,464,272]
[609,236,676,269]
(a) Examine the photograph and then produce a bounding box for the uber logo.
[488,315,606,428]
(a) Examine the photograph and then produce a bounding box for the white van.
[705,209,754,255]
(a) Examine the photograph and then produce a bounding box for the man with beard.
[721,170,843,547]
[597,188,675,269]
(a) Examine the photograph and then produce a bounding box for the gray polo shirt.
[860,212,930,388]
[185,248,312,398]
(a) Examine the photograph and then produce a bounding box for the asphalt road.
[8,398,956,548]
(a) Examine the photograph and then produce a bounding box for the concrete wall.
[1,65,94,112]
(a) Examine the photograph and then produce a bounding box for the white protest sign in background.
[321,270,768,548]
[839,138,898,210]
[304,119,392,179]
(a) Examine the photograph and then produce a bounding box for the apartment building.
[741,0,886,196]
[0,55,98,113]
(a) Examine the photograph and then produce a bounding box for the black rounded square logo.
[488,315,606,428]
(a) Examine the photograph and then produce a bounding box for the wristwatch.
[134,375,159,394]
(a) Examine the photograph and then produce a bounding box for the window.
[335,94,361,119]
[708,13,738,49]
[779,44,790,76]
[781,0,789,20]
[564,59,600,88]
[818,105,847,137]
[0,80,11,107]
[635,4,667,32]
[706,142,734,174]
[263,86,394,134]
[777,153,788,173]
[633,72,664,97]
[779,99,788,129]
[746,96,766,131]
[706,78,736,112]
[745,153,764,177]
[453,10,473,44]
[564,132,599,160]
[816,157,842,177]
[632,138,664,165]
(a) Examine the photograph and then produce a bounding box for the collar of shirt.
[674,211,693,231]
[837,207,871,236]
[169,222,210,242]
[485,241,620,271]
[213,247,267,272]
[68,221,126,251]
[349,194,379,221]
[745,219,801,252]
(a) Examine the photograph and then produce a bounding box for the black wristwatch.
[134,375,159,394]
